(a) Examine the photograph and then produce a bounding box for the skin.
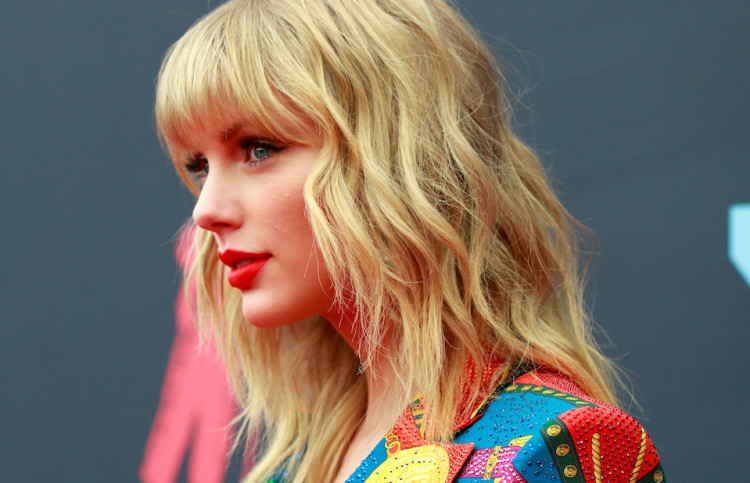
[185,118,405,481]
[189,121,336,328]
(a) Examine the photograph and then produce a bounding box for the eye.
[242,139,284,167]
[184,156,209,182]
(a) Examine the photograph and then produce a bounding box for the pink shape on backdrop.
[140,228,253,482]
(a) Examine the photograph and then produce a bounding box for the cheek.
[267,189,311,237]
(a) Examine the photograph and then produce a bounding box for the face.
[184,118,336,328]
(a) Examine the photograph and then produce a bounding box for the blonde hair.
[155,0,621,481]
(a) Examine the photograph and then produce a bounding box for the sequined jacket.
[345,369,665,483]
[271,369,666,483]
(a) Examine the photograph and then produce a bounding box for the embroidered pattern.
[339,369,666,483]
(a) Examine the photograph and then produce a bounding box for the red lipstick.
[218,249,271,290]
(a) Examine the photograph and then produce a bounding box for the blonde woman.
[154,0,665,481]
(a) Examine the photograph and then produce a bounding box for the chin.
[241,308,286,329]
[238,283,334,329]
[240,298,304,329]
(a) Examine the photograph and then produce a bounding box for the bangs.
[154,0,323,175]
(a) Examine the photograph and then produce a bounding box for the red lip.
[218,249,271,290]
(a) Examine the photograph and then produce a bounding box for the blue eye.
[250,145,271,160]
[242,139,283,166]
[184,156,209,180]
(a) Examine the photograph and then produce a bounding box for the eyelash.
[183,139,284,180]
[184,156,208,178]
[241,139,284,167]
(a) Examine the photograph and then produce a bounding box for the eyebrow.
[221,122,246,140]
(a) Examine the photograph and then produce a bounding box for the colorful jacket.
[343,369,665,483]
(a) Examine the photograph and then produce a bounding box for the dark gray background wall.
[1,1,748,481]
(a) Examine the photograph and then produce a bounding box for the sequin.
[273,367,666,482]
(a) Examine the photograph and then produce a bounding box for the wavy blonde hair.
[155,0,621,481]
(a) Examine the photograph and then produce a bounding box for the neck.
[359,342,406,436]
[323,304,414,482]
[322,304,407,435]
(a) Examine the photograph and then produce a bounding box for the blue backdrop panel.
[729,204,750,286]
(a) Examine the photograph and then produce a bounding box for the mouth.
[218,249,272,289]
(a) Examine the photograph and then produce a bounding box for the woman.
[154,0,665,481]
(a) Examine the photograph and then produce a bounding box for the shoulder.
[453,370,666,483]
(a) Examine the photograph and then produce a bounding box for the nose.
[192,167,242,234]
